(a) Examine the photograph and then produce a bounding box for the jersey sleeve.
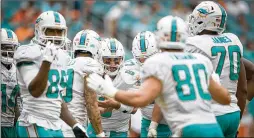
[18,63,39,88]
[185,37,211,59]
[141,56,169,83]
[14,44,41,68]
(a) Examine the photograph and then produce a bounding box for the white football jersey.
[141,52,217,136]
[125,59,168,124]
[186,33,243,116]
[14,41,71,130]
[1,63,20,127]
[99,61,140,132]
[64,57,103,126]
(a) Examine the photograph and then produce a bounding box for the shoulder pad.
[14,44,42,63]
[186,36,211,57]
[124,59,140,71]
[120,67,140,85]
[74,57,104,76]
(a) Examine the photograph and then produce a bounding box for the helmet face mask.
[34,11,67,49]
[1,28,19,64]
[132,31,158,66]
[102,56,124,74]
[1,44,16,64]
[99,38,125,77]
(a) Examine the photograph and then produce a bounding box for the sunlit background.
[1,0,254,137]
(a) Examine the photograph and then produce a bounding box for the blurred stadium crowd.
[1,0,254,136]
[2,0,254,61]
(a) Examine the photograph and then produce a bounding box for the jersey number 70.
[211,45,241,81]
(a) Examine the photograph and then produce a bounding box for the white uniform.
[65,57,104,126]
[1,63,20,127]
[141,52,218,136]
[185,33,243,116]
[14,41,71,130]
[125,59,168,124]
[100,63,140,133]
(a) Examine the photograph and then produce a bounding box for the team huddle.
[2,1,254,138]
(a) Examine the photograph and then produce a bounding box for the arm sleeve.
[17,64,39,88]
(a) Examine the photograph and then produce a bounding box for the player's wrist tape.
[149,121,158,129]
[96,132,105,137]
[118,104,133,113]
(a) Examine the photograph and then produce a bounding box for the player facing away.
[86,16,232,137]
[86,38,138,137]
[14,11,87,138]
[186,1,247,137]
[128,31,172,137]
[1,28,21,138]
[63,29,105,137]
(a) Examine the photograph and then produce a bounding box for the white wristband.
[118,104,133,114]
[149,121,158,129]
[96,132,105,137]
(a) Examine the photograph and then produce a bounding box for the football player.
[1,28,20,138]
[62,29,105,137]
[14,11,87,137]
[86,16,231,137]
[128,31,172,137]
[186,1,247,137]
[86,38,138,137]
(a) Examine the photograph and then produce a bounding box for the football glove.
[87,73,118,98]
[42,41,58,63]
[147,121,158,138]
[72,123,88,138]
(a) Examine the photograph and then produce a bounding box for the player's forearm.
[209,78,231,105]
[84,77,103,134]
[236,59,247,119]
[86,97,103,134]
[243,58,254,81]
[60,102,77,128]
[115,90,150,107]
[28,61,51,97]
[247,79,254,100]
[151,103,163,123]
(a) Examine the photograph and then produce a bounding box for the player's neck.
[198,30,218,35]
[1,62,12,70]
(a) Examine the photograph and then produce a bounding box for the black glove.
[72,123,88,138]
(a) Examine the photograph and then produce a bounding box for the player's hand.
[72,123,88,138]
[98,96,120,109]
[148,121,158,138]
[148,128,157,138]
[87,73,118,98]
[99,107,114,114]
[42,41,58,63]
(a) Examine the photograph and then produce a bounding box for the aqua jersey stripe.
[54,12,61,23]
[110,39,117,54]
[79,32,87,45]
[218,4,226,28]
[140,31,146,53]
[171,19,177,42]
[6,29,13,38]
